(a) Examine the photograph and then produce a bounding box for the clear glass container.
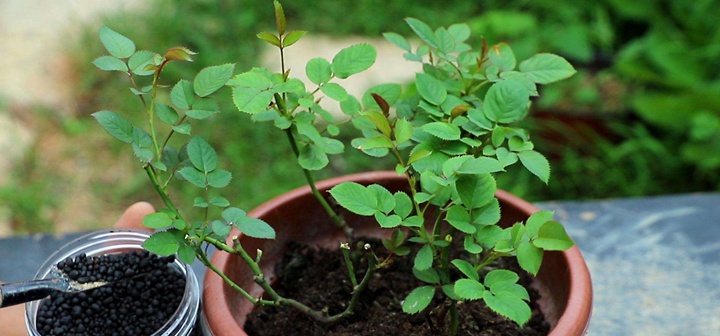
[25,229,200,336]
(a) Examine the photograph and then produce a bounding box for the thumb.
[113,202,156,231]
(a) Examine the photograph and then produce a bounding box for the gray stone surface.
[1,193,718,335]
[539,193,720,336]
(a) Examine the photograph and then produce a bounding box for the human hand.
[0,202,156,336]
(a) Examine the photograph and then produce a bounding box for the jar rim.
[25,229,200,336]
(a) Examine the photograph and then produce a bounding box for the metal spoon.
[0,268,108,308]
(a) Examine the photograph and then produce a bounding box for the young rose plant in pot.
[92,1,590,335]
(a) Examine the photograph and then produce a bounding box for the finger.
[113,202,156,231]
[0,292,28,335]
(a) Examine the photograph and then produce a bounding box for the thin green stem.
[448,301,459,336]
[341,246,358,287]
[284,127,353,238]
[144,165,182,220]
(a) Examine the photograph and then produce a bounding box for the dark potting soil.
[36,251,186,336]
[245,240,550,336]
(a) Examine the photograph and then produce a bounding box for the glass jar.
[25,229,200,336]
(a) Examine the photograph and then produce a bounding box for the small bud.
[340,242,350,250]
[445,234,452,243]
[257,249,263,258]
[364,243,371,250]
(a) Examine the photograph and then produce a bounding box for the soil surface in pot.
[36,251,186,336]
[245,239,549,336]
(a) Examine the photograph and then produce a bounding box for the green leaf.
[484,80,530,124]
[155,103,179,125]
[518,150,550,183]
[361,111,392,138]
[187,137,218,173]
[171,80,196,110]
[405,18,437,48]
[464,235,484,254]
[534,221,574,250]
[328,182,377,216]
[473,199,501,225]
[228,71,273,89]
[383,32,411,52]
[177,244,196,264]
[414,245,433,271]
[482,290,531,326]
[306,57,332,85]
[340,95,362,116]
[368,184,395,213]
[393,192,413,219]
[172,123,192,135]
[222,207,246,223]
[421,122,460,140]
[320,83,348,101]
[209,196,230,207]
[207,170,232,188]
[186,98,220,120]
[452,259,479,281]
[488,43,516,72]
[194,197,209,208]
[526,210,554,237]
[234,216,276,239]
[282,30,307,47]
[413,268,440,284]
[457,157,504,174]
[298,144,329,170]
[132,144,153,163]
[128,51,157,76]
[456,173,496,209]
[416,73,447,106]
[232,88,274,114]
[142,231,180,256]
[408,149,432,165]
[484,269,519,286]
[92,110,133,143]
[143,212,173,229]
[362,83,402,111]
[331,44,377,79]
[519,53,576,84]
[454,279,485,300]
[517,241,543,276]
[446,205,475,234]
[402,286,435,314]
[256,32,281,47]
[92,56,128,72]
[194,63,235,97]
[177,167,206,188]
[212,220,232,238]
[402,215,424,228]
[394,118,413,145]
[357,136,394,150]
[375,213,402,228]
[99,26,135,58]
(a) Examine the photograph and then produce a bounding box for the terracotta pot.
[202,171,592,335]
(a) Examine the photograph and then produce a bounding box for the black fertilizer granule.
[36,251,186,336]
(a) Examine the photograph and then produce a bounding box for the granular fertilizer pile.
[36,251,185,336]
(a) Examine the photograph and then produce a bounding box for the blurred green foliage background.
[3,0,719,233]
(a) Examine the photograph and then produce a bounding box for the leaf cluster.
[91,5,576,332]
[92,26,276,266]
[329,18,576,327]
